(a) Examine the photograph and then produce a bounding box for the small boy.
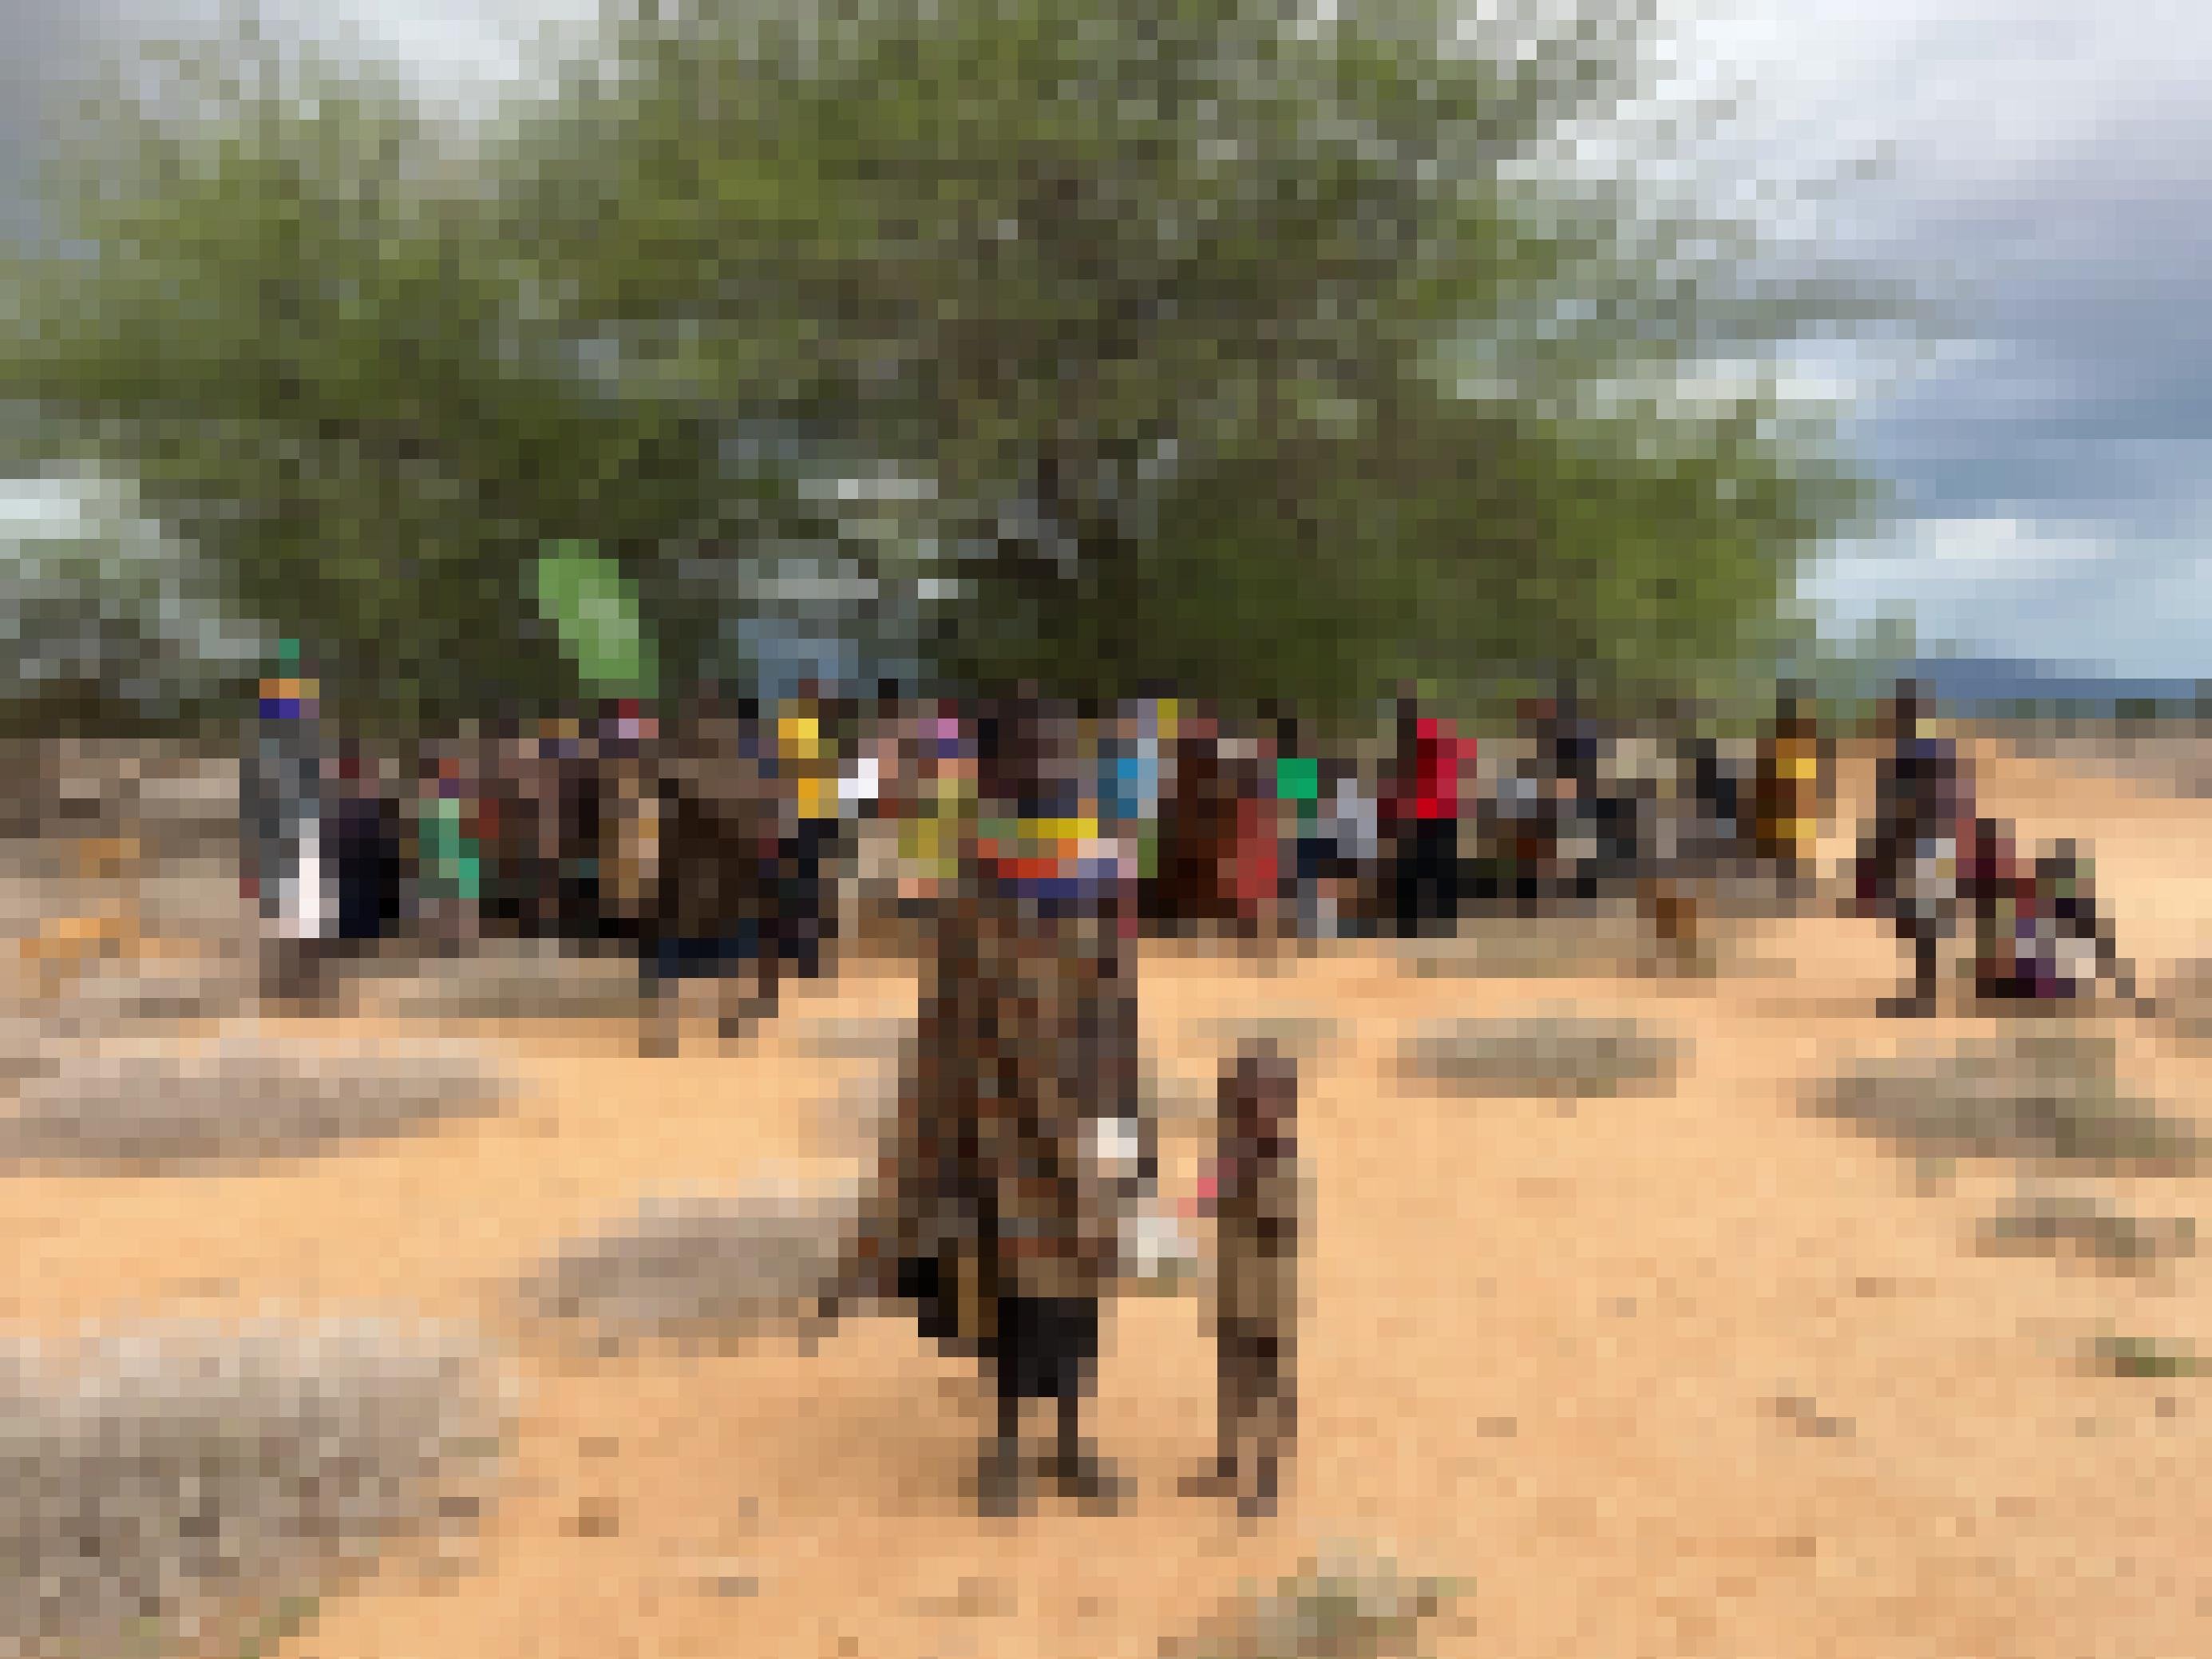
[1183,1042,1304,1518]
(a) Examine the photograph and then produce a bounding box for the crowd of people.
[240,668,2151,1031]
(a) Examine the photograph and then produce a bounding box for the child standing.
[1185,1042,1304,1518]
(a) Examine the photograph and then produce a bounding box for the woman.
[878,696,1153,1514]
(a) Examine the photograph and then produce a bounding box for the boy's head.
[1223,1040,1298,1144]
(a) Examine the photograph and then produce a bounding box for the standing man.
[1272,714,1327,943]
[328,742,405,963]
[776,683,841,984]
[1382,693,1471,937]
[1320,755,1379,938]
[1751,684,1831,898]
[414,740,484,956]
[1850,680,1975,1016]
[242,644,331,1005]
[1149,704,1235,934]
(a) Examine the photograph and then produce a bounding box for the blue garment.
[647,923,764,984]
[1110,754,1146,825]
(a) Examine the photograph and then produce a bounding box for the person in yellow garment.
[897,706,973,908]
[1751,686,1830,897]
[777,687,841,981]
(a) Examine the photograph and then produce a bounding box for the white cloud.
[1809,513,2210,678]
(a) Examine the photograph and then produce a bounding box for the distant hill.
[1907,655,2206,715]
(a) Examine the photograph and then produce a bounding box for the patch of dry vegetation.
[0,1030,515,1170]
[2157,957,2212,1048]
[1811,1031,2200,1171]
[516,1178,863,1355]
[0,1317,508,1659]
[377,942,653,1024]
[1979,1186,2196,1275]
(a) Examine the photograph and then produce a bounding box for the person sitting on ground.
[1968,831,2154,1012]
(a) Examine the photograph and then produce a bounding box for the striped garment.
[868,895,1150,1320]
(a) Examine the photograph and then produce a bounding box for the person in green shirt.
[414,744,483,952]
[1273,717,1325,940]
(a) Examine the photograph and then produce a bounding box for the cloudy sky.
[1686,0,2212,679]
[4,0,2207,680]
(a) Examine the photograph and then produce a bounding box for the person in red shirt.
[1383,695,1473,938]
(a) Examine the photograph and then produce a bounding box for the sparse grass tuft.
[1162,1553,1466,1659]
[1400,1014,1680,1101]
[2086,1334,2206,1379]
[1981,1189,2196,1274]
[378,942,653,1023]
[2158,957,2212,1048]
[231,1594,319,1659]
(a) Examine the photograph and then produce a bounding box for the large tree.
[505,0,1876,715]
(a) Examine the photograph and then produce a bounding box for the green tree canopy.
[0,31,808,729]
[505,0,1877,715]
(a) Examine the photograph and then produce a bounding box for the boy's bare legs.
[1241,1376,1294,1518]
[1043,1380,1126,1509]
[1185,1328,1261,1499]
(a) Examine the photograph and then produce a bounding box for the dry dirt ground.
[4,738,2210,1658]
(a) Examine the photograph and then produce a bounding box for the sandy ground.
[3,739,2210,1658]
